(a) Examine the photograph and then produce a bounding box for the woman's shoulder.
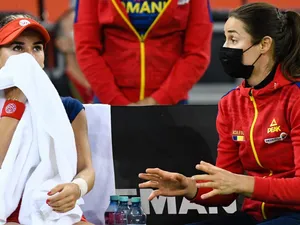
[61,97,84,123]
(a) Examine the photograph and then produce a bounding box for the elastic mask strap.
[243,43,256,53]
[243,41,262,66]
[252,54,262,66]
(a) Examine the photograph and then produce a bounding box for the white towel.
[81,104,116,225]
[0,53,83,225]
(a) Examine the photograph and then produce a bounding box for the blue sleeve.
[61,97,85,123]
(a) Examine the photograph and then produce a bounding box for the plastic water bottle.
[127,197,147,225]
[105,195,119,225]
[115,196,130,225]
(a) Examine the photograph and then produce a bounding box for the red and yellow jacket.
[192,66,300,221]
[74,0,212,105]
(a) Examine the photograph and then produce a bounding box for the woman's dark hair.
[0,13,39,29]
[229,3,300,79]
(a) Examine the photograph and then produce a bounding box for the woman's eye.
[231,39,237,44]
[12,45,23,51]
[33,46,43,51]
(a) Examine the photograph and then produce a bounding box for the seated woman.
[0,14,95,225]
[139,2,300,225]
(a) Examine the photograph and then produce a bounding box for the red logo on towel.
[5,103,17,114]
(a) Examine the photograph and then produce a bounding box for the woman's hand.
[47,183,81,213]
[139,168,197,200]
[127,103,139,106]
[192,161,254,199]
[4,87,27,103]
[136,97,158,106]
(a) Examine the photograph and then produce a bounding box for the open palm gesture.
[139,168,197,200]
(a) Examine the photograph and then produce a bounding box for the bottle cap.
[110,195,119,201]
[119,196,129,202]
[131,197,141,203]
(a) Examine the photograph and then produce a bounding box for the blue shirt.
[61,97,84,123]
[121,0,169,35]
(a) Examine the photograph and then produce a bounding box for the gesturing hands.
[139,161,254,201]
[192,161,242,199]
[138,168,197,200]
[193,161,255,199]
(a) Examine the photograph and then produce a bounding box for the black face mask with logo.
[219,44,262,79]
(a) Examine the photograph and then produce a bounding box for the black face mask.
[219,44,262,79]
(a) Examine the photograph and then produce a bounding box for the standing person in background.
[74,0,213,105]
[139,2,300,225]
[54,9,93,103]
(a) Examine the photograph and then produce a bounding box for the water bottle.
[105,195,119,225]
[127,197,147,225]
[115,196,130,225]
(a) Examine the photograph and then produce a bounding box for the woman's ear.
[260,36,273,54]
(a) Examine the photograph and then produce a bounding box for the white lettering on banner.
[167,196,177,214]
[179,197,207,214]
[140,188,167,214]
[221,203,237,214]
[116,188,137,196]
[116,189,237,215]
[209,207,218,214]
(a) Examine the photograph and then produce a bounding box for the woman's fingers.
[148,189,162,201]
[145,168,169,179]
[196,161,222,174]
[139,180,159,189]
[201,189,220,200]
[196,181,217,189]
[52,202,75,213]
[191,174,212,181]
[48,195,73,207]
[138,173,161,182]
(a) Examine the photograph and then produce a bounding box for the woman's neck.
[247,59,275,87]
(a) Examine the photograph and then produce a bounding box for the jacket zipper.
[249,89,273,220]
[112,0,172,100]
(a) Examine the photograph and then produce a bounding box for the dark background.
[111,106,236,225]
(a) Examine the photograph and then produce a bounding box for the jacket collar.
[239,65,292,97]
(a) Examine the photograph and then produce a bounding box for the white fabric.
[0,53,83,225]
[82,104,115,225]
[72,178,88,197]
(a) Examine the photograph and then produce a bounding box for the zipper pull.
[249,89,254,101]
[249,89,253,96]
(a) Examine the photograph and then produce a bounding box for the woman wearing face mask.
[139,3,300,225]
[0,14,95,225]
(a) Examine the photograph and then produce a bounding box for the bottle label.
[104,212,115,225]
[115,212,127,224]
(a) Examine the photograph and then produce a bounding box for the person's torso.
[121,0,169,35]
[229,90,295,177]
[221,69,300,221]
[96,0,191,100]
